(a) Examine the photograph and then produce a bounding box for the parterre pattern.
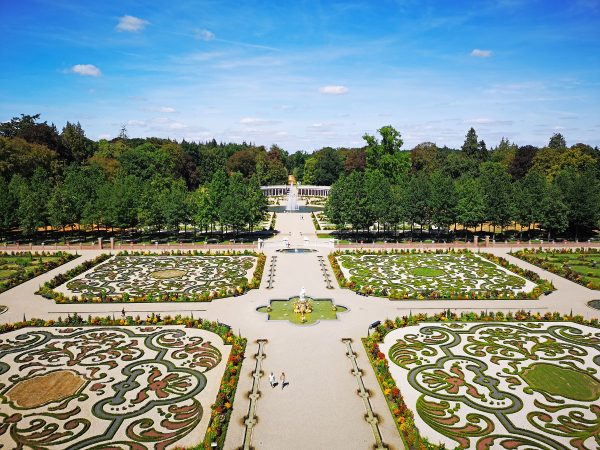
[337,253,535,295]
[64,255,256,296]
[380,322,600,449]
[0,326,229,449]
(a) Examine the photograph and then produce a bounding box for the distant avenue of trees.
[0,114,599,240]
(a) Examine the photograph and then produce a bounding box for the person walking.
[280,372,286,389]
[269,372,276,388]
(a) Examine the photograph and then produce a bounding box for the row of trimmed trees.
[0,167,267,238]
[325,164,599,240]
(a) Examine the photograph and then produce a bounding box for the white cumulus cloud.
[116,15,148,32]
[70,64,101,77]
[159,106,176,113]
[471,49,492,58]
[194,28,215,41]
[318,85,349,95]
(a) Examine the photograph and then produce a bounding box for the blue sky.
[1,0,599,151]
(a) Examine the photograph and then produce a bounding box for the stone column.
[473,236,478,247]
[98,237,103,250]
[485,236,490,247]
[110,237,115,250]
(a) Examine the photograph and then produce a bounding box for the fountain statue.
[293,286,312,321]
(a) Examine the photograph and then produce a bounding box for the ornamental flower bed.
[363,310,599,450]
[37,250,266,304]
[329,249,554,300]
[0,251,78,293]
[512,247,600,290]
[0,315,245,450]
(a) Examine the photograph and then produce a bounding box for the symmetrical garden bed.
[0,316,245,449]
[364,312,600,449]
[38,250,266,303]
[330,249,552,299]
[0,251,78,293]
[513,248,600,290]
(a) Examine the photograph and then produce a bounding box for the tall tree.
[461,128,488,161]
[479,162,513,236]
[428,171,457,236]
[364,125,409,183]
[455,177,486,237]
[0,177,16,238]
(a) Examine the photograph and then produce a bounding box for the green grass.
[513,250,600,289]
[521,362,600,401]
[0,252,77,293]
[409,267,446,277]
[257,298,348,325]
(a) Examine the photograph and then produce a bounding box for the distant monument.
[285,184,300,212]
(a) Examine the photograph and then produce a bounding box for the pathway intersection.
[0,201,598,449]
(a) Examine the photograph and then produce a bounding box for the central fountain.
[285,184,300,212]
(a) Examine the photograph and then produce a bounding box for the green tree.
[61,121,92,163]
[312,148,343,185]
[364,125,409,182]
[548,133,567,150]
[364,169,391,232]
[512,171,546,237]
[0,177,16,238]
[461,128,488,161]
[479,162,513,236]
[455,177,486,237]
[428,171,457,236]
[539,184,569,240]
[15,168,51,235]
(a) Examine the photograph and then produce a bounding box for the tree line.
[325,127,600,240]
[0,113,598,239]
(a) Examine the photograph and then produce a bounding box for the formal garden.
[364,311,600,449]
[330,250,552,299]
[37,250,266,303]
[513,248,600,290]
[0,251,78,293]
[0,315,245,449]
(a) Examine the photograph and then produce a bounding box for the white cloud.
[116,15,148,32]
[70,64,101,76]
[159,106,176,113]
[471,49,492,58]
[194,29,215,41]
[240,117,279,126]
[465,118,514,126]
[318,85,349,95]
[127,120,146,127]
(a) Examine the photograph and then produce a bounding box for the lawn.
[513,248,600,289]
[0,251,77,293]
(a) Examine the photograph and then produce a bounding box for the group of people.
[269,372,287,389]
